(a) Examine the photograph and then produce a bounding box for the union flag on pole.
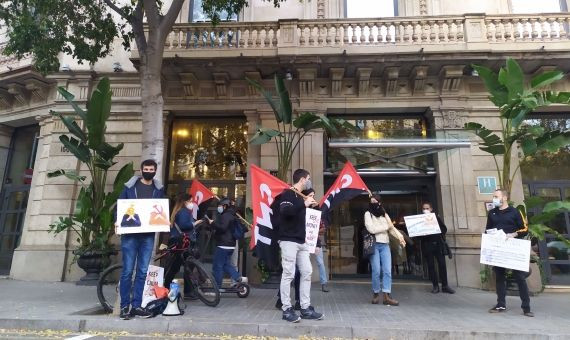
[319,161,370,226]
[250,164,290,269]
[188,179,216,219]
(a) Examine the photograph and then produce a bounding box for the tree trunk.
[139,58,165,180]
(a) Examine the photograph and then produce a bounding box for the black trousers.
[423,241,448,288]
[494,267,530,312]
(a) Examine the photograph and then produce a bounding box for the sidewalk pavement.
[0,278,569,339]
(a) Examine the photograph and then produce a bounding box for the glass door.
[526,182,570,285]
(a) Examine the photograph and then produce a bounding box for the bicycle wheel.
[97,264,123,313]
[184,259,220,307]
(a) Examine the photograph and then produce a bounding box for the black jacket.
[485,206,528,238]
[214,207,237,247]
[420,215,448,245]
[275,189,306,244]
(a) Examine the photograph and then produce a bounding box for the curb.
[0,318,569,339]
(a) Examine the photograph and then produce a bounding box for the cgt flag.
[319,161,370,226]
[188,179,216,219]
[250,164,290,269]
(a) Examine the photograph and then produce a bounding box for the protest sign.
[480,233,531,272]
[116,198,170,235]
[305,208,322,254]
[404,213,441,237]
[141,264,164,308]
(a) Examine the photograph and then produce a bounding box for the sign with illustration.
[404,213,442,237]
[116,199,171,234]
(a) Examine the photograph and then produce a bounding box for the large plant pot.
[76,251,112,286]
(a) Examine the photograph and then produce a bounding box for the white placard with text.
[305,208,322,254]
[404,213,441,237]
[480,233,531,272]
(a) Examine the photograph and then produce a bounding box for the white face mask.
[186,202,194,210]
[492,198,501,207]
[422,209,431,214]
[217,206,224,214]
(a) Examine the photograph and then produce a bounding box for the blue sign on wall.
[477,176,497,194]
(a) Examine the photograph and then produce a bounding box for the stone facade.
[1,0,569,287]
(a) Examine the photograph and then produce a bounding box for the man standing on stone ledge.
[486,188,533,317]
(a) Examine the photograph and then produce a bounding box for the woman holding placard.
[420,202,455,294]
[364,194,406,306]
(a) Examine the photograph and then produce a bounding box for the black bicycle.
[97,233,220,313]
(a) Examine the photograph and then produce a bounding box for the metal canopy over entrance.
[327,138,472,176]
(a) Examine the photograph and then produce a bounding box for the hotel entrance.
[325,176,436,280]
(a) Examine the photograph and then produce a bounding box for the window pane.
[169,119,248,181]
[347,0,395,18]
[512,0,560,13]
[190,0,237,22]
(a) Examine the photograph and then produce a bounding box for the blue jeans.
[370,242,392,294]
[314,247,328,285]
[213,247,240,287]
[120,233,155,309]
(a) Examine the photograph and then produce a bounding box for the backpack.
[144,297,168,317]
[232,218,245,240]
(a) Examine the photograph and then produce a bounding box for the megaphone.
[163,280,182,316]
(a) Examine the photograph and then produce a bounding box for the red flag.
[319,162,370,225]
[188,179,216,219]
[249,164,290,259]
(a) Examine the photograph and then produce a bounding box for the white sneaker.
[240,277,248,284]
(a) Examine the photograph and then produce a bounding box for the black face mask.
[142,171,156,181]
[369,202,385,217]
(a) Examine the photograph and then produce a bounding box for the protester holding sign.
[485,189,533,317]
[303,189,329,293]
[419,202,455,294]
[364,194,405,306]
[117,159,164,320]
[276,169,324,323]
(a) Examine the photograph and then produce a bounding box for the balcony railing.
[153,13,570,58]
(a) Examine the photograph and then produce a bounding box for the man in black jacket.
[420,202,455,294]
[276,169,323,323]
[212,198,246,289]
[485,189,533,317]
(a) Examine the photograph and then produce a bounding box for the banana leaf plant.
[247,74,354,181]
[465,58,570,243]
[48,77,134,257]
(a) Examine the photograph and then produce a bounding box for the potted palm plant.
[48,77,134,285]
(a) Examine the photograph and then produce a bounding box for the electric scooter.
[219,281,251,298]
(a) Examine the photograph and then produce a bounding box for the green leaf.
[464,122,505,154]
[97,142,124,162]
[520,136,537,156]
[536,130,570,152]
[59,135,90,163]
[531,70,564,89]
[526,125,545,137]
[246,77,282,123]
[543,200,570,213]
[481,145,505,155]
[52,112,86,142]
[274,74,292,124]
[499,58,524,102]
[47,169,86,182]
[86,77,112,148]
[524,196,545,210]
[472,64,509,107]
[528,224,547,240]
[57,87,87,120]
[293,112,320,130]
[249,127,281,145]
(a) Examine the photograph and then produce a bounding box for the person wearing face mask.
[419,202,455,294]
[211,197,247,289]
[163,193,204,293]
[116,159,165,320]
[364,194,405,306]
[486,189,533,317]
[275,168,323,323]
